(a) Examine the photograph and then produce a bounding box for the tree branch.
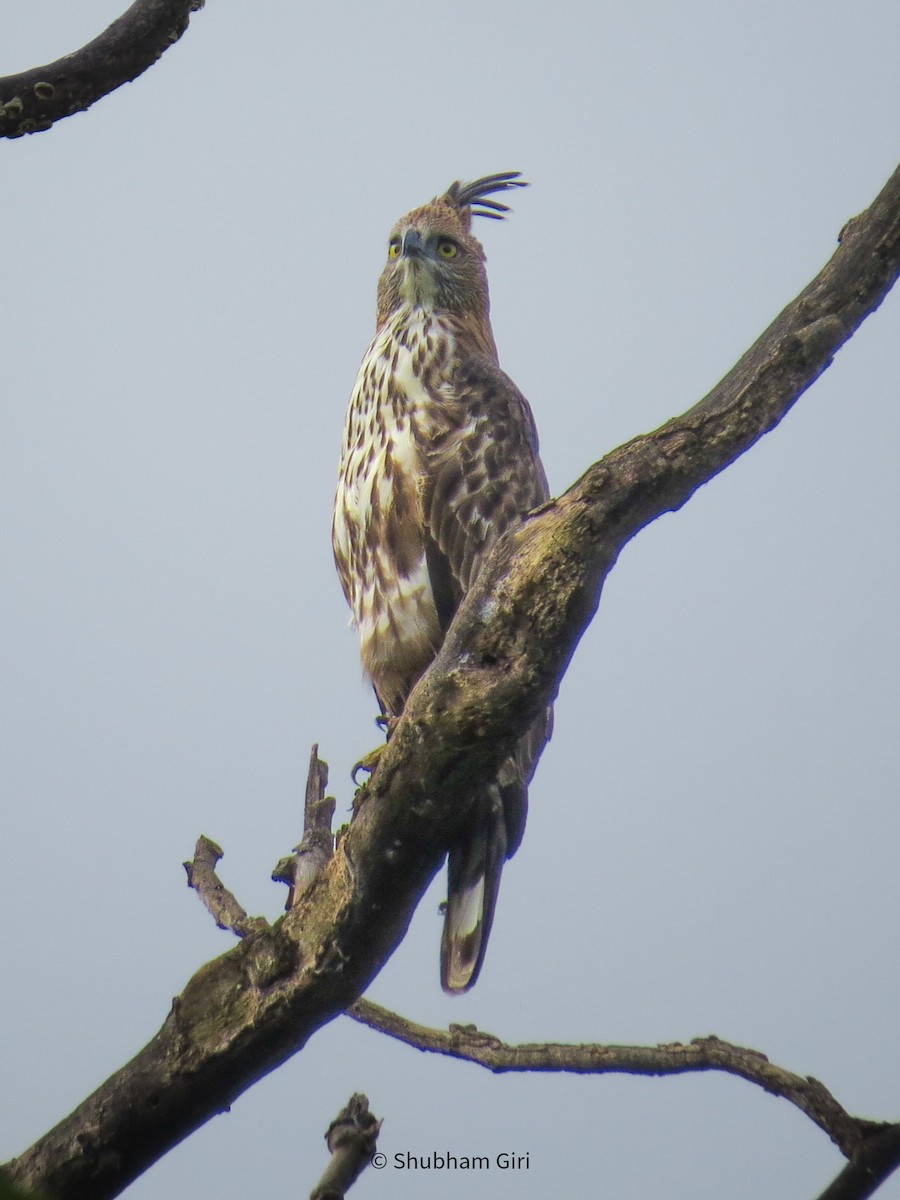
[347,999,879,1159]
[308,1094,381,1200]
[816,1126,900,1200]
[272,746,336,910]
[184,836,269,938]
[5,165,900,1200]
[0,0,205,139]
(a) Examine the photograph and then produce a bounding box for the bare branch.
[0,0,205,139]
[4,165,900,1200]
[273,746,335,909]
[816,1126,900,1200]
[348,1000,868,1157]
[346,1002,900,1199]
[183,835,269,938]
[309,1094,381,1200]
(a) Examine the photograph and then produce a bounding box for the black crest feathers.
[444,171,529,221]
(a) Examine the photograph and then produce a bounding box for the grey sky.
[3,2,899,1196]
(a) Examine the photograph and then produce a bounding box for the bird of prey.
[332,172,550,992]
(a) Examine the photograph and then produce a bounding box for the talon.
[352,744,385,784]
[351,714,401,784]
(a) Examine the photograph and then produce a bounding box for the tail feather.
[439,711,551,993]
[440,786,507,994]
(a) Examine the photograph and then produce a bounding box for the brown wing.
[421,355,549,609]
[416,354,552,992]
[423,350,551,858]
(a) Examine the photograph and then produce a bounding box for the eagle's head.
[375,172,527,327]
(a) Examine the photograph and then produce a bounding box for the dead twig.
[273,745,335,908]
[309,1094,381,1200]
[183,835,268,938]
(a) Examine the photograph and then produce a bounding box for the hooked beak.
[401,228,424,258]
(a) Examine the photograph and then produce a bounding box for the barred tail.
[440,785,507,994]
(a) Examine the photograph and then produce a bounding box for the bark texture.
[0,0,204,138]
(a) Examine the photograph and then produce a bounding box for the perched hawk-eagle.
[332,172,550,992]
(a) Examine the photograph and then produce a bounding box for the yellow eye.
[438,239,458,259]
[388,239,401,260]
